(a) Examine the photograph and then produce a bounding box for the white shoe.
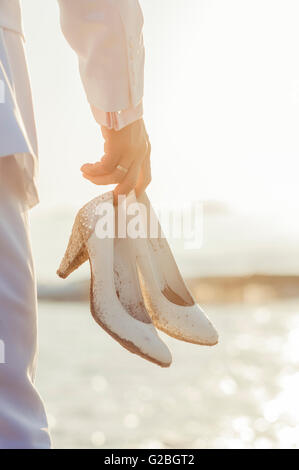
[130,191,219,346]
[57,191,172,367]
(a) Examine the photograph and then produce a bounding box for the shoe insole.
[114,237,152,323]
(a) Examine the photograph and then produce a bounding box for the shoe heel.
[57,214,89,279]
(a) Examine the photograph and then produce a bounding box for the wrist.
[101,117,144,138]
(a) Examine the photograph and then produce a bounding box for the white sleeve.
[57,0,145,117]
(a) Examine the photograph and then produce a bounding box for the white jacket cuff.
[91,101,143,131]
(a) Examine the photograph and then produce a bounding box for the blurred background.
[22,0,299,448]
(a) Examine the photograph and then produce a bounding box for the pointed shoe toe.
[175,307,219,346]
[145,325,172,367]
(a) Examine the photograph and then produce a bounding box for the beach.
[36,298,299,449]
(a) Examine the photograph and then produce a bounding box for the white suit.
[0,0,144,448]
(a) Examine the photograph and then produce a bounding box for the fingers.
[113,160,141,202]
[135,144,152,197]
[86,119,146,176]
[81,119,151,197]
[81,152,120,176]
[82,172,120,185]
[98,152,121,174]
[83,155,151,196]
[82,147,151,197]
[82,155,132,186]
[135,157,151,197]
[114,148,151,202]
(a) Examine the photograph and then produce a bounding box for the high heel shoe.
[57,191,172,367]
[129,191,219,346]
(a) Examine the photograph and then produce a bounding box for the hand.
[81,118,151,203]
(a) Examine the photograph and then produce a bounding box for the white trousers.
[0,156,51,449]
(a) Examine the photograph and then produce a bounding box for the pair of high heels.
[57,191,218,367]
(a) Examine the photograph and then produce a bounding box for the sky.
[21,0,299,214]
